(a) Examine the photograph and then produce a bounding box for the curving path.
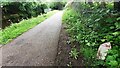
[1,11,63,66]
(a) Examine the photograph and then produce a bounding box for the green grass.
[0,10,58,45]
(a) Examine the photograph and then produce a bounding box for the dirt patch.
[54,24,84,66]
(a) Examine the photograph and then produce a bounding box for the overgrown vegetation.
[49,2,66,10]
[63,2,120,67]
[0,10,58,44]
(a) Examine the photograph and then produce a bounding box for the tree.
[2,2,48,28]
[49,2,66,10]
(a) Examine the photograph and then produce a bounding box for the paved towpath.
[2,11,63,66]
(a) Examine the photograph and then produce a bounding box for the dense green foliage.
[63,3,120,67]
[0,10,58,44]
[49,2,66,10]
[2,2,48,28]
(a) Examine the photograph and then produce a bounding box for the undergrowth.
[0,10,58,44]
[63,3,120,67]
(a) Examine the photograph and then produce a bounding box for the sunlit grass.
[0,10,59,45]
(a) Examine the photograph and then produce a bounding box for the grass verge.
[0,10,58,45]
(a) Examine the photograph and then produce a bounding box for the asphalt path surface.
[1,11,63,66]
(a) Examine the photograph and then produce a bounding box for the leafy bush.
[2,2,48,28]
[49,2,66,10]
[63,3,120,67]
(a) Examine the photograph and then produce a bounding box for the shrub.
[49,2,66,10]
[63,3,120,67]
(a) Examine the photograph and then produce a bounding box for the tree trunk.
[114,2,120,11]
[101,2,106,8]
[88,0,93,6]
